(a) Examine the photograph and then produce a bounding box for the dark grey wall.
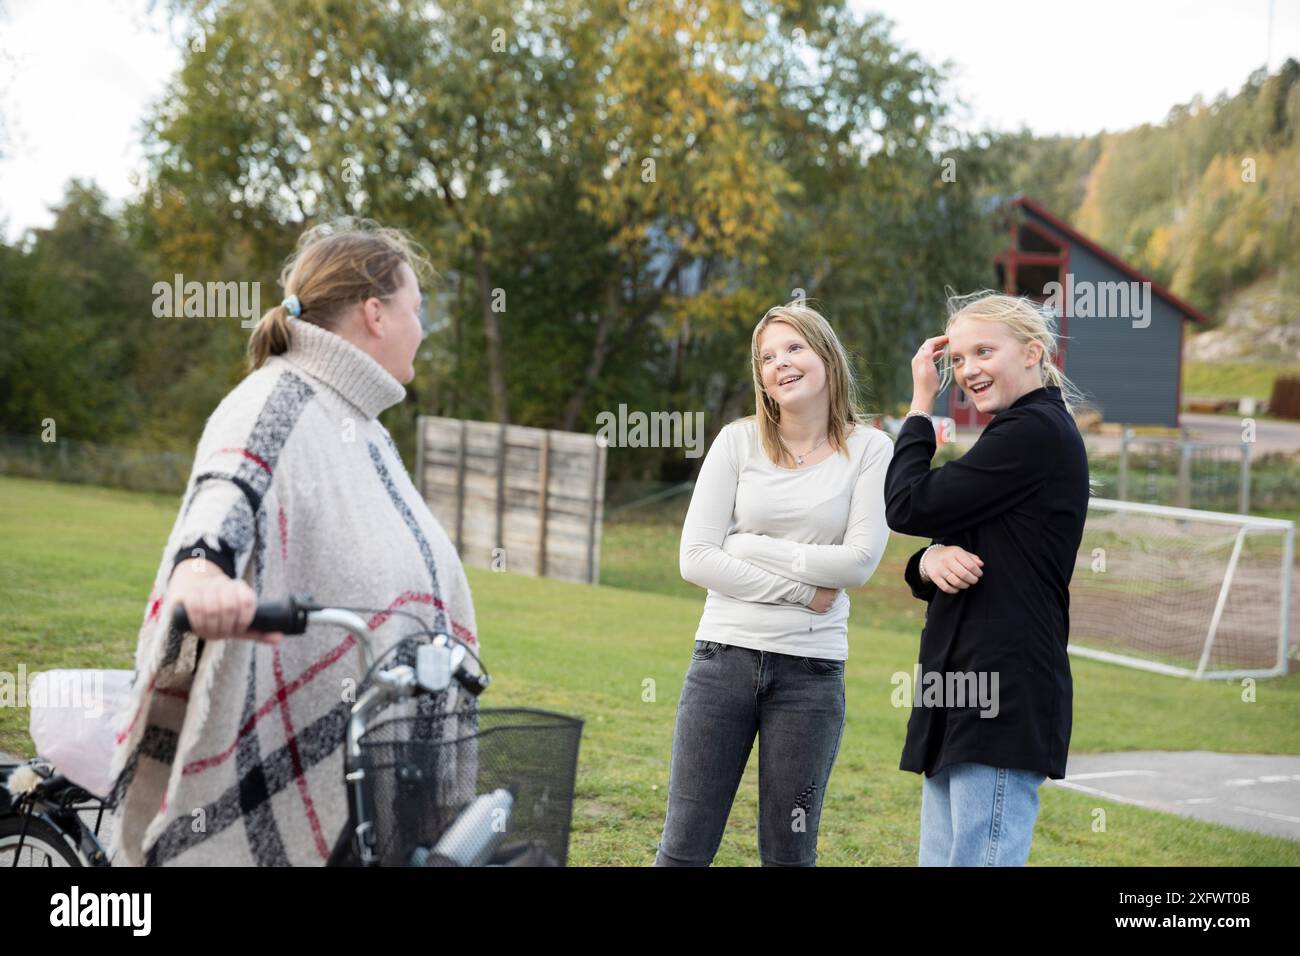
[1033,212,1182,427]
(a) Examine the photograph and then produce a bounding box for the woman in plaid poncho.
[108,222,479,866]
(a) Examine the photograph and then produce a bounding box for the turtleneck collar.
[279,317,406,420]
[1008,385,1062,411]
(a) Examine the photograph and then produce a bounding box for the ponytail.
[1041,358,1065,391]
[247,303,294,371]
[1035,346,1090,419]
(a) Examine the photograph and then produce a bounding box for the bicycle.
[1,594,584,867]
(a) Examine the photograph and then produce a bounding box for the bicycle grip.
[454,666,491,697]
[171,596,311,635]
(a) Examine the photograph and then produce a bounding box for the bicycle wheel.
[0,814,86,866]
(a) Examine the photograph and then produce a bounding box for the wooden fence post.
[536,430,551,577]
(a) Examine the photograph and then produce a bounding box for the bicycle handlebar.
[171,596,311,636]
[170,594,488,698]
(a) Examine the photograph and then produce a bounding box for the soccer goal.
[1069,498,1295,680]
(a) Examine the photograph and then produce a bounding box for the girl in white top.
[654,300,894,866]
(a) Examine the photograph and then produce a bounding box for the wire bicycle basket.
[353,706,584,867]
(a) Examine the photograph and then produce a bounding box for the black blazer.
[884,386,1089,779]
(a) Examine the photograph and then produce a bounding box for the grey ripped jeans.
[654,639,847,866]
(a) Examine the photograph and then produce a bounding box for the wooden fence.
[415,416,607,584]
[1270,377,1300,421]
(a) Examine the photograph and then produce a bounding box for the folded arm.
[721,435,894,589]
[680,424,817,606]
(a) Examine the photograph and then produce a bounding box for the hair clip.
[282,294,302,317]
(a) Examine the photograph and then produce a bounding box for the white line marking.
[1051,780,1166,809]
[1230,805,1300,825]
[1064,770,1160,781]
[1056,785,1300,829]
[1225,775,1300,787]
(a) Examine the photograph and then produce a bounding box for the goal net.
[1070,498,1295,679]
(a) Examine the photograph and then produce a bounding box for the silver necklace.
[788,433,828,466]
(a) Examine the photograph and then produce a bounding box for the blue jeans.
[918,762,1046,866]
[654,640,846,866]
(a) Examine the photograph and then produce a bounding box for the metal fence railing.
[3,431,1294,521]
[1077,430,1297,515]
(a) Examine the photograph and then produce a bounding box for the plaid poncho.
[107,318,479,865]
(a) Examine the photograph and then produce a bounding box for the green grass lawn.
[1183,360,1300,401]
[2,474,1299,865]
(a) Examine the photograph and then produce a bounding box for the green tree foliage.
[0,183,154,443]
[1,1,1012,481]
[978,60,1300,317]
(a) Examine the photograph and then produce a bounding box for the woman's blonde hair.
[749,300,869,467]
[939,290,1090,418]
[247,218,434,372]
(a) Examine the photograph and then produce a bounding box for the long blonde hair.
[749,300,869,467]
[939,290,1090,418]
[247,218,434,372]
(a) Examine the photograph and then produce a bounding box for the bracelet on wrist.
[918,543,942,583]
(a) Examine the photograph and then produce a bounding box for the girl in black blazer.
[884,292,1090,866]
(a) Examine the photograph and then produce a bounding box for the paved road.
[1178,413,1300,455]
[1052,751,1300,843]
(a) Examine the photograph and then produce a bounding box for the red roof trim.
[1009,195,1213,326]
[1021,218,1067,252]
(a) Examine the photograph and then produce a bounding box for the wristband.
[918,543,942,583]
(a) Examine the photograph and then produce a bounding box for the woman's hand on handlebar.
[168,558,284,644]
[807,586,841,614]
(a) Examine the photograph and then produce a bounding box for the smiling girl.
[654,300,894,866]
[884,291,1090,867]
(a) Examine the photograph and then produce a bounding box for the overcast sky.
[1,0,1296,242]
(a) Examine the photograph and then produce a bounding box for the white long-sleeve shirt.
[679,416,894,660]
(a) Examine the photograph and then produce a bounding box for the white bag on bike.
[27,669,134,799]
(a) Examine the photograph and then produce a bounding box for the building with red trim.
[942,195,1212,428]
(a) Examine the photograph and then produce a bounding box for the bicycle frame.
[4,599,485,868]
[306,606,482,866]
[2,770,113,867]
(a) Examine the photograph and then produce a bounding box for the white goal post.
[1069,498,1295,680]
